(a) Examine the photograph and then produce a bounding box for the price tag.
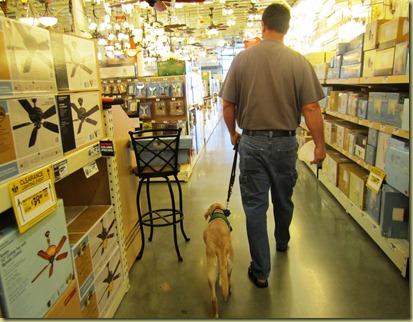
[366,166,386,194]
[8,165,58,233]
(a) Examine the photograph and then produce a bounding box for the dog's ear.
[204,203,219,220]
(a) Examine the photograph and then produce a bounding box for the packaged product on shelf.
[159,81,170,97]
[379,183,409,239]
[365,187,382,224]
[337,92,348,114]
[49,32,100,92]
[138,101,152,119]
[135,82,147,99]
[340,63,362,78]
[357,99,368,119]
[354,133,368,159]
[170,99,185,115]
[367,128,379,147]
[323,150,352,186]
[0,96,63,181]
[342,48,364,66]
[0,17,57,97]
[377,17,409,50]
[362,49,376,77]
[56,91,104,154]
[146,82,160,98]
[154,100,167,116]
[365,144,377,166]
[0,199,74,318]
[348,33,364,51]
[385,137,409,197]
[373,47,395,76]
[347,92,368,117]
[374,131,392,170]
[338,163,365,197]
[364,19,389,51]
[170,80,184,97]
[348,165,369,210]
[393,41,409,75]
[401,98,409,131]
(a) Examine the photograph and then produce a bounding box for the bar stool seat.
[129,128,190,261]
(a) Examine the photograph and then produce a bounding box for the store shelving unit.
[302,73,410,277]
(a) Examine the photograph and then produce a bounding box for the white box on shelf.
[50,32,100,92]
[56,91,104,154]
[0,199,74,318]
[0,17,57,98]
[94,246,124,317]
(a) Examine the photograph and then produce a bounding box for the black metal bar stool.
[129,128,190,261]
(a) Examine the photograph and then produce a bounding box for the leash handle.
[226,142,239,209]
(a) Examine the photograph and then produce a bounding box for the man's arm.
[222,99,241,146]
[302,101,326,165]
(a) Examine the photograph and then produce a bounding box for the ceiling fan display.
[12,98,59,148]
[206,7,228,34]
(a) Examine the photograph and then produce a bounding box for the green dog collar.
[209,212,232,232]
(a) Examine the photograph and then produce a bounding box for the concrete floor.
[114,117,410,319]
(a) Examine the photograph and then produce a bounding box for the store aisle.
[114,116,410,319]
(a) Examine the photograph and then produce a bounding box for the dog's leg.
[208,265,219,318]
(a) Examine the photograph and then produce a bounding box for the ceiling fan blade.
[37,249,51,260]
[108,0,138,8]
[77,121,84,134]
[154,0,167,12]
[43,121,59,133]
[13,122,32,130]
[108,219,116,232]
[31,264,49,283]
[70,103,80,114]
[43,105,57,119]
[49,263,54,277]
[37,40,51,51]
[80,64,93,75]
[29,127,38,147]
[85,118,97,126]
[56,252,68,261]
[18,99,34,115]
[55,235,67,254]
[85,105,100,116]
[71,64,78,78]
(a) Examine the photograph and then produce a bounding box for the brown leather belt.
[242,130,296,137]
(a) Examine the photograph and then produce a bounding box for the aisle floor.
[114,117,410,319]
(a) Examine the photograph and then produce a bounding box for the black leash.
[225,142,239,210]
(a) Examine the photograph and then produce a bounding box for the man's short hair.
[262,3,291,34]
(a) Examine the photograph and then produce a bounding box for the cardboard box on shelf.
[338,163,364,197]
[378,17,409,50]
[364,19,390,51]
[385,145,409,197]
[49,32,100,92]
[323,150,352,186]
[401,98,409,131]
[373,47,395,76]
[342,48,363,66]
[362,49,376,77]
[349,166,370,210]
[56,91,104,154]
[79,273,99,318]
[1,96,64,177]
[393,41,409,75]
[365,187,381,224]
[66,205,118,276]
[380,184,409,239]
[375,131,392,171]
[365,144,377,166]
[357,99,368,119]
[44,279,82,318]
[354,133,368,160]
[340,63,362,78]
[0,17,57,98]
[0,199,74,318]
[94,247,125,317]
[0,101,19,183]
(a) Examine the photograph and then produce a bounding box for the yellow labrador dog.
[203,203,234,318]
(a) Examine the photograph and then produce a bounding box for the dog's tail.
[219,252,230,300]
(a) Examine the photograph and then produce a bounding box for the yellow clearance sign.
[8,165,58,233]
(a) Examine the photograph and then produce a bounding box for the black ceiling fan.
[70,97,99,134]
[12,99,59,147]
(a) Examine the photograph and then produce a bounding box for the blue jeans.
[239,134,298,280]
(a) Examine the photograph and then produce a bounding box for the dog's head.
[204,203,226,220]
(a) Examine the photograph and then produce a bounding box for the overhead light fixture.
[38,1,58,27]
